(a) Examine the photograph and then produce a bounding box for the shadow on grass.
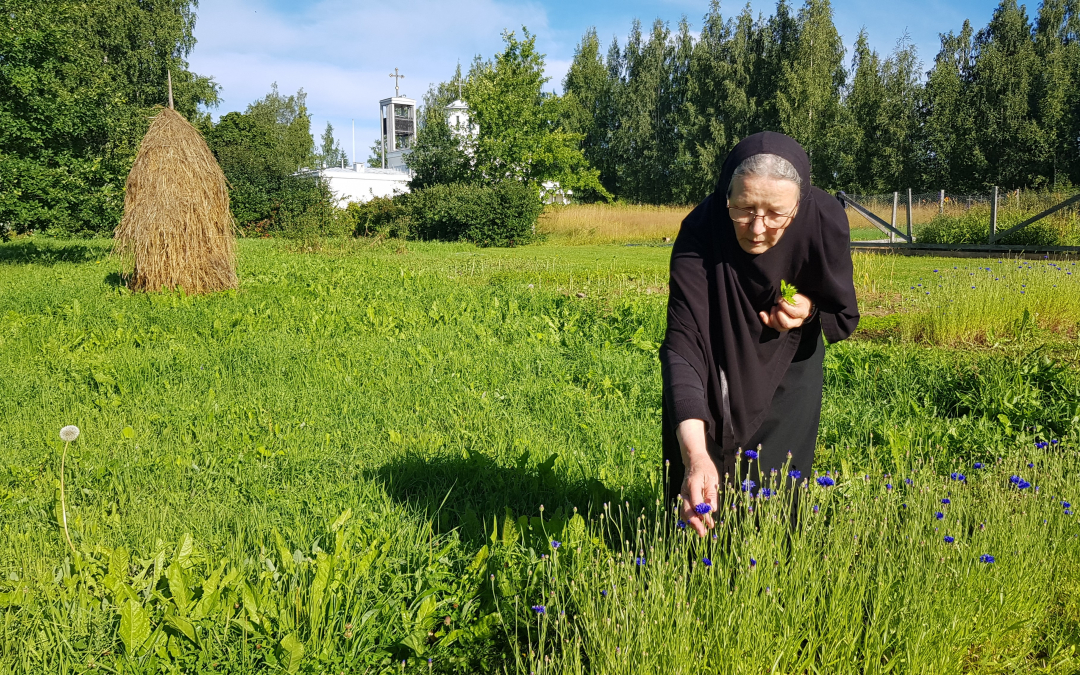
[0,239,110,265]
[371,449,660,543]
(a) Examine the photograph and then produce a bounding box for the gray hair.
[727,153,802,196]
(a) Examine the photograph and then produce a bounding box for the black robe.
[659,132,859,488]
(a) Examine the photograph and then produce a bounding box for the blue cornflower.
[531,605,546,614]
[941,498,951,505]
[741,479,757,492]
[744,449,759,460]
[1018,480,1032,489]
[1028,462,1036,468]
[600,590,607,597]
[935,512,944,520]
[695,503,712,515]
[760,488,774,499]
[812,505,820,514]
[979,555,995,564]
[950,472,966,482]
[905,478,913,485]
[817,476,835,487]
[702,557,712,567]
[551,540,561,549]
[973,462,984,469]
[1067,510,1073,516]
[1051,439,1060,445]
[788,469,801,480]
[1035,441,1049,450]
[944,536,955,543]
[635,557,646,566]
[1064,502,1072,509]
[749,558,757,569]
[1009,475,1021,485]
[886,483,894,490]
[676,520,687,530]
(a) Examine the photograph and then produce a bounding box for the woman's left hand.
[759,293,812,331]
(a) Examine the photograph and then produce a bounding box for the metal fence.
[844,188,1080,244]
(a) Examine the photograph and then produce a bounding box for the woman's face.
[727,174,801,254]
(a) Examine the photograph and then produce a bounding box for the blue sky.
[187,0,1002,164]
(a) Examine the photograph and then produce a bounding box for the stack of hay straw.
[114,107,237,294]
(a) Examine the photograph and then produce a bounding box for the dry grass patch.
[537,203,690,244]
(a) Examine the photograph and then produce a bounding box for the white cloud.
[189,0,556,163]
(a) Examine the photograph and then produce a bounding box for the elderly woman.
[660,132,859,536]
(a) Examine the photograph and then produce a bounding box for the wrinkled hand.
[679,452,719,537]
[759,292,812,332]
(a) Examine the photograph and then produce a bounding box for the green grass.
[1,237,1079,673]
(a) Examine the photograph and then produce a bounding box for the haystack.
[114,107,237,294]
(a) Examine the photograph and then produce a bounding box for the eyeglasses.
[727,201,799,230]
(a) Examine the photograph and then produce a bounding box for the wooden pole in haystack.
[113,84,237,294]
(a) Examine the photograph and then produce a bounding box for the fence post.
[939,189,944,214]
[891,192,898,243]
[989,185,998,244]
[906,188,913,242]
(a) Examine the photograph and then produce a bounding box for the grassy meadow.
[2,236,1080,673]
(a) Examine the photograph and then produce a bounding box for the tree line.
[557,0,1080,204]
[0,0,350,237]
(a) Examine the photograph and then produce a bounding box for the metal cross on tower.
[389,68,405,97]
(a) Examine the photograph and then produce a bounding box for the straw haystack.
[114,107,237,294]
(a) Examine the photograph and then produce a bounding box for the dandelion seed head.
[59,426,79,442]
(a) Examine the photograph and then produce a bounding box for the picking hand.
[759,292,812,332]
[679,451,719,537]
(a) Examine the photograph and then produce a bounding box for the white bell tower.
[380,68,416,172]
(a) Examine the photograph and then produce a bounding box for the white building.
[301,85,570,206]
[305,164,410,207]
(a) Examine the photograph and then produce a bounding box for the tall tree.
[921,23,983,191]
[465,29,608,199]
[318,122,348,168]
[0,0,218,235]
[406,69,473,189]
[562,28,617,193]
[777,0,848,187]
[1032,0,1080,187]
[842,29,883,191]
[970,0,1043,188]
[876,35,922,190]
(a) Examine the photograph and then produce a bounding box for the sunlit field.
[1,237,1079,673]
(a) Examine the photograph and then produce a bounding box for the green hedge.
[403,181,542,247]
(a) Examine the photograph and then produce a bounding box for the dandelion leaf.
[118,599,151,655]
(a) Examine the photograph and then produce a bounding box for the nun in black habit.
[659,131,859,536]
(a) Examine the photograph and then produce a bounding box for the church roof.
[446,99,468,110]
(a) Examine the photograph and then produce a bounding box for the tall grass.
[511,447,1080,674]
[536,203,690,244]
[898,259,1080,343]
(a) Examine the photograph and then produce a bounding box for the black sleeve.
[660,346,708,425]
[812,188,860,342]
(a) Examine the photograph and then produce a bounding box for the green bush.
[915,210,1064,245]
[403,181,542,247]
[343,196,408,238]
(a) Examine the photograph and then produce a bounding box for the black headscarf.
[660,131,859,457]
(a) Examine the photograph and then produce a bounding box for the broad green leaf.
[165,614,198,646]
[118,599,151,655]
[122,426,135,439]
[278,632,305,674]
[415,593,438,628]
[166,561,190,612]
[330,508,352,532]
[175,533,194,567]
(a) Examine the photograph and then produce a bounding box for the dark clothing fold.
[659,132,858,489]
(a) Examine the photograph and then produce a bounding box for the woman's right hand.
[676,419,719,537]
